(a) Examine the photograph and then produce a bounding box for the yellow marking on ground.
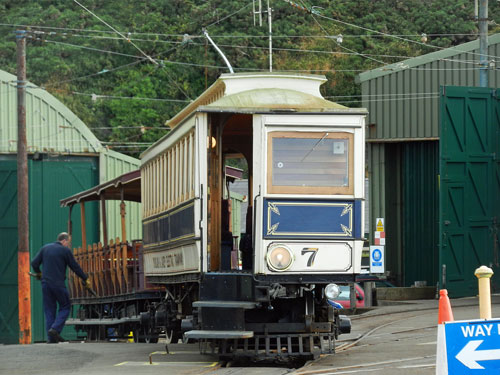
[115,361,218,367]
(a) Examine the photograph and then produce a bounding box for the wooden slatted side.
[109,239,117,295]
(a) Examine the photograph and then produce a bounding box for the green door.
[404,141,439,287]
[0,160,20,344]
[0,156,98,344]
[30,156,99,342]
[439,86,500,298]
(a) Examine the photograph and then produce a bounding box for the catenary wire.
[73,0,158,65]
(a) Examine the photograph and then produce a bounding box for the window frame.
[266,131,354,195]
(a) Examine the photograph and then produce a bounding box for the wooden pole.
[80,202,87,251]
[100,195,108,247]
[16,29,31,345]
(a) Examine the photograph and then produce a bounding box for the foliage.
[0,0,498,156]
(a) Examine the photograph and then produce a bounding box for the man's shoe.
[48,328,65,343]
[46,339,58,344]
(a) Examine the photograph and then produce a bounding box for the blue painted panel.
[263,199,362,239]
[170,203,195,241]
[143,200,195,248]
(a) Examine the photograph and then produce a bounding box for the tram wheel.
[166,328,180,344]
[134,325,159,343]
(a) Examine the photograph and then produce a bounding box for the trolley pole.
[479,0,488,87]
[16,29,31,345]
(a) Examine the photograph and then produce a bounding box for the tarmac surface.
[1,295,498,375]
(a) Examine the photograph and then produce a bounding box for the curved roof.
[199,88,351,113]
[0,69,102,154]
[165,72,366,128]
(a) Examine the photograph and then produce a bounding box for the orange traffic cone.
[438,289,454,324]
[436,289,454,374]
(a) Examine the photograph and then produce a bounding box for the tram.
[63,72,366,360]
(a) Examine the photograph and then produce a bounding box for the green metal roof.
[0,68,142,242]
[358,34,500,83]
[357,34,500,140]
[0,69,102,154]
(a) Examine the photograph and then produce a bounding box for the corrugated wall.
[0,68,143,343]
[0,68,142,246]
[403,141,439,287]
[362,36,500,286]
[360,35,500,140]
[0,70,101,154]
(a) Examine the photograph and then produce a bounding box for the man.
[31,232,90,343]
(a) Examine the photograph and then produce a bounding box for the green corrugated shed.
[0,69,141,343]
[358,35,500,287]
[358,34,500,140]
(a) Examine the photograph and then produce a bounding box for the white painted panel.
[144,243,200,275]
[259,240,361,274]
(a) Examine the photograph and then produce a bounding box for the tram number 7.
[301,248,319,267]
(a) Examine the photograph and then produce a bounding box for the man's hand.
[84,278,92,289]
[35,272,42,281]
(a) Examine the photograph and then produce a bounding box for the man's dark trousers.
[42,282,71,334]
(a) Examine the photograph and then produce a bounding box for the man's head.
[57,232,71,247]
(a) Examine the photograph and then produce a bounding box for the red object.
[438,289,454,324]
[333,284,365,309]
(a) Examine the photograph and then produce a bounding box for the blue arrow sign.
[445,319,500,373]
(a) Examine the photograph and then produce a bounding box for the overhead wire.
[19,22,495,68]
[298,0,386,66]
[42,35,487,68]
[0,21,486,39]
[314,9,500,64]
[70,91,190,102]
[73,0,158,65]
[204,3,252,29]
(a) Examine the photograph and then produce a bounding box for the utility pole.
[16,29,31,345]
[254,0,273,72]
[478,0,488,87]
[268,0,272,72]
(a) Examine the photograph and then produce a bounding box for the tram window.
[267,131,354,195]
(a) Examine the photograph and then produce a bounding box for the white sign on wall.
[369,245,385,274]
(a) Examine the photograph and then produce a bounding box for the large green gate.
[439,86,500,298]
[0,156,98,344]
[0,160,20,344]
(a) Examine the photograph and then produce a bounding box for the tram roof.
[166,72,367,128]
[60,169,141,207]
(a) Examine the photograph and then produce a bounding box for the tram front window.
[267,131,354,195]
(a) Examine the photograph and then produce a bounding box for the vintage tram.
[63,72,366,360]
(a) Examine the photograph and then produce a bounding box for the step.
[184,330,254,339]
[193,300,258,309]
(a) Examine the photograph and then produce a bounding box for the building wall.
[361,36,500,286]
[0,155,99,344]
[360,35,500,141]
[0,69,141,343]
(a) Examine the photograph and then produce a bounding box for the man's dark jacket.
[31,241,87,287]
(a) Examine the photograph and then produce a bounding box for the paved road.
[2,296,498,375]
[0,340,292,375]
[292,296,500,374]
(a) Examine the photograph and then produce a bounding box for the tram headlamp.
[266,244,293,271]
[324,283,341,299]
